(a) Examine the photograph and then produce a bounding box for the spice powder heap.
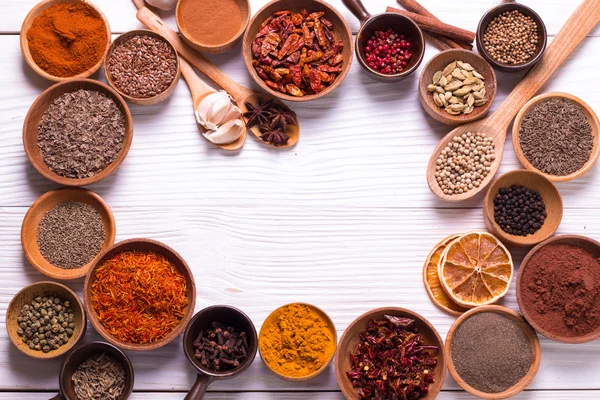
[521,243,600,337]
[38,89,125,179]
[451,312,533,394]
[178,0,244,46]
[259,303,335,378]
[90,251,189,344]
[26,3,107,77]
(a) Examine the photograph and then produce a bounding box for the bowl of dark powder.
[446,305,541,399]
[23,79,133,186]
[21,188,116,280]
[513,92,600,182]
[517,234,600,344]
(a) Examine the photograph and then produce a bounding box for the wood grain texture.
[3,0,600,36]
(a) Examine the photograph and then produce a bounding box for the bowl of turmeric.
[21,0,112,82]
[259,302,337,381]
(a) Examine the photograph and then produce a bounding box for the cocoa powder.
[521,243,600,337]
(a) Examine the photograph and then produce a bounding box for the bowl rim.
[475,1,547,72]
[516,234,600,344]
[21,187,117,280]
[482,169,563,247]
[176,0,250,53]
[418,48,497,126]
[258,302,337,381]
[20,0,112,82]
[104,29,181,105]
[512,92,600,182]
[22,78,134,187]
[445,305,541,399]
[6,280,87,360]
[242,0,354,102]
[354,12,426,80]
[83,238,197,351]
[334,306,446,400]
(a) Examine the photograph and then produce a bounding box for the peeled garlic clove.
[219,104,242,126]
[195,91,238,131]
[203,119,245,145]
[145,0,178,11]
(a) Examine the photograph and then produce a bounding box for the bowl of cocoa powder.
[517,234,600,344]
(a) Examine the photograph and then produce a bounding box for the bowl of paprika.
[20,0,112,82]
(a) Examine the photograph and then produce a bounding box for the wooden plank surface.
[2,0,600,398]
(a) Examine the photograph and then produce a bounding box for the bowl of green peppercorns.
[6,281,86,359]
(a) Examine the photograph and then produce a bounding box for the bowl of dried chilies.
[242,0,353,101]
[334,307,445,399]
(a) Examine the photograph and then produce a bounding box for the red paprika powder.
[26,2,108,77]
[520,243,600,337]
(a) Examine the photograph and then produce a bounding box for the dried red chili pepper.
[346,315,438,400]
[252,8,344,96]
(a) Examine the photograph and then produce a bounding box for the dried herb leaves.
[38,89,125,179]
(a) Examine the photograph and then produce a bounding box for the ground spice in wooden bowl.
[517,235,600,343]
[22,1,110,80]
[259,303,336,381]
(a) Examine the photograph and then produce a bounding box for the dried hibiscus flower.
[347,315,438,400]
[251,8,344,96]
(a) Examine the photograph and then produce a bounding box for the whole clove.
[192,322,249,371]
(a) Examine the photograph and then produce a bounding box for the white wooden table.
[2,0,599,398]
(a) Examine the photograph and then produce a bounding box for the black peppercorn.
[493,185,546,236]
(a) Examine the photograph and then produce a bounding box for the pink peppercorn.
[363,28,413,74]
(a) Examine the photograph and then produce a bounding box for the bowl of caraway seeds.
[54,341,134,400]
[6,281,86,359]
[446,305,541,399]
[513,92,600,182]
[21,188,116,280]
[483,170,563,247]
[476,1,547,72]
[23,79,133,186]
[105,30,180,106]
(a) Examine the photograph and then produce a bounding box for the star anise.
[260,126,289,146]
[267,105,297,132]
[243,100,273,128]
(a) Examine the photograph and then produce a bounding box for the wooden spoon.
[427,0,600,201]
[134,3,299,148]
[179,58,245,151]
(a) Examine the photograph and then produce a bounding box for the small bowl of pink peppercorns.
[342,0,425,81]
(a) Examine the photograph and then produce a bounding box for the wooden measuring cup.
[182,305,258,400]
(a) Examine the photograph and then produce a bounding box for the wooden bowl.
[83,238,196,351]
[21,188,116,280]
[54,341,134,400]
[483,170,563,247]
[516,235,600,344]
[419,49,497,126]
[335,307,445,400]
[104,30,181,106]
[23,79,134,187]
[476,1,547,73]
[20,0,111,82]
[242,0,353,102]
[512,92,600,182]
[6,281,86,360]
[446,305,541,399]
[182,305,258,399]
[176,0,250,54]
[259,303,337,381]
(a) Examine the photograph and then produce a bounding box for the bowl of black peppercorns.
[483,170,563,247]
[6,281,86,359]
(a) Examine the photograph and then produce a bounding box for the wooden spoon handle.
[488,0,600,128]
[179,58,214,102]
[136,6,248,99]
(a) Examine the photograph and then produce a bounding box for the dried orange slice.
[423,234,469,315]
[438,232,513,308]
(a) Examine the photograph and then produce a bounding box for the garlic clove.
[195,91,238,132]
[202,119,245,145]
[218,104,242,126]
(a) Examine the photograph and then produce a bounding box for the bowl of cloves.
[182,305,258,399]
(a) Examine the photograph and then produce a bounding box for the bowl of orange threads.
[84,238,196,351]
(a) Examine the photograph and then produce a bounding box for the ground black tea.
[37,201,105,269]
[519,98,593,176]
[37,89,125,179]
[451,312,533,393]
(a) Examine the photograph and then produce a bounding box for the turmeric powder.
[259,303,336,378]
